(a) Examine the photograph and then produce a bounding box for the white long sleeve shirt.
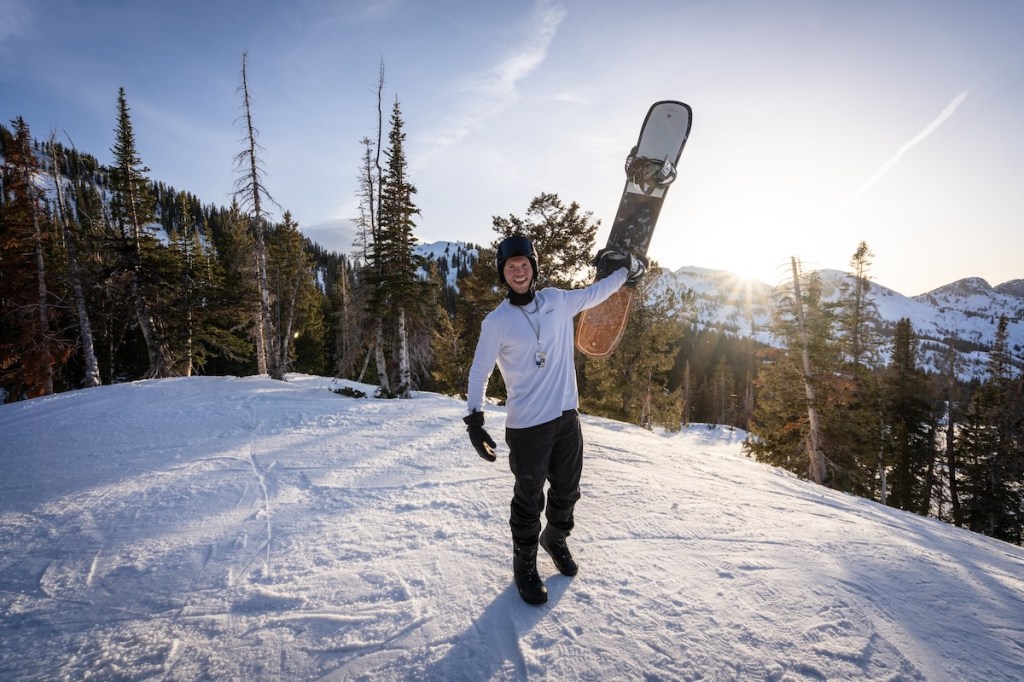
[467,269,627,429]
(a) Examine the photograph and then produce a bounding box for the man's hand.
[594,249,647,287]
[463,411,497,462]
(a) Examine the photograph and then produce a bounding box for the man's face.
[503,256,533,295]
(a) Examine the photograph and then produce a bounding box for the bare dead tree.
[233,50,281,379]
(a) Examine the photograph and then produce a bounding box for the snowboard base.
[575,287,635,358]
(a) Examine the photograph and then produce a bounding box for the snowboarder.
[464,234,645,605]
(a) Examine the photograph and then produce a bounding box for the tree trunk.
[49,140,101,387]
[184,303,194,377]
[125,161,169,379]
[879,450,887,503]
[945,346,963,526]
[131,276,168,378]
[29,176,54,395]
[336,260,351,377]
[921,425,937,516]
[255,225,280,379]
[791,257,827,485]
[397,307,411,398]
[236,51,280,379]
[683,359,691,426]
[642,369,653,430]
[374,319,390,393]
[370,61,388,393]
[275,269,301,376]
[253,297,268,375]
[357,338,373,384]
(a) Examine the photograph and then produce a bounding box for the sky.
[2,0,1022,296]
[3,373,1024,678]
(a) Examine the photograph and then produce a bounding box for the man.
[464,234,645,605]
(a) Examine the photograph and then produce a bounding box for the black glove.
[463,410,497,462]
[594,248,647,287]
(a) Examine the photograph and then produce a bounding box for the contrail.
[419,0,567,160]
[846,91,969,205]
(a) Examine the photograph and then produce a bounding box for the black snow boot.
[513,543,548,605]
[540,525,578,577]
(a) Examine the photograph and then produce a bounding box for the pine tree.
[787,259,829,484]
[490,193,598,289]
[681,356,694,426]
[957,316,1024,543]
[840,241,880,369]
[746,262,840,486]
[354,94,432,397]
[710,356,737,427]
[429,301,464,395]
[939,338,966,526]
[108,88,173,378]
[580,270,685,430]
[445,247,503,399]
[331,256,367,380]
[61,135,124,384]
[165,191,250,377]
[353,61,392,392]
[880,318,939,513]
[266,211,321,375]
[166,193,200,376]
[202,200,258,375]
[747,253,889,495]
[371,98,429,398]
[0,117,68,398]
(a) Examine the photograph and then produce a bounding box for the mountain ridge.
[416,241,1024,381]
[661,263,1024,380]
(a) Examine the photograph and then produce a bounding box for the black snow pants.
[505,409,583,546]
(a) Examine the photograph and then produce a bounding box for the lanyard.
[516,300,546,368]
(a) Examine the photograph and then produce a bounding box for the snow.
[2,375,1024,681]
[416,240,479,290]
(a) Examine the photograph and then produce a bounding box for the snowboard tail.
[576,287,635,358]
[576,100,692,358]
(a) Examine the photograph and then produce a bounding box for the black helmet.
[495,235,539,287]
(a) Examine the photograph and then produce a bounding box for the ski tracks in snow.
[4,376,1024,680]
[577,422,931,680]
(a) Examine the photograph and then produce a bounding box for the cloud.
[846,91,969,205]
[479,0,566,101]
[420,0,568,159]
[301,217,359,256]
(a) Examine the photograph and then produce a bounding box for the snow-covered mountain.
[416,240,481,290]
[659,265,1024,380]
[414,240,1022,380]
[2,374,1023,679]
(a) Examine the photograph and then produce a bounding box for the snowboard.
[576,100,692,357]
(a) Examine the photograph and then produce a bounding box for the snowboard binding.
[624,146,677,194]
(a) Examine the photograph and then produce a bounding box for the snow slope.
[2,375,1023,681]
